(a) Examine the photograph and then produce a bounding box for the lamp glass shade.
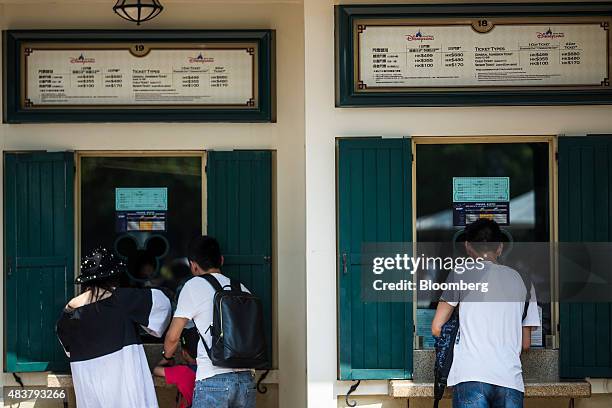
[113,0,163,25]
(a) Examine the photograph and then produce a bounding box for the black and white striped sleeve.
[124,288,172,338]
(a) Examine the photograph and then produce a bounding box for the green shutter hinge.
[555,151,559,161]
[263,255,271,263]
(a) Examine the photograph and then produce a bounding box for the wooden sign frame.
[3,30,276,123]
[335,3,612,107]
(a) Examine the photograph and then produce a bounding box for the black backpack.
[432,276,532,408]
[197,274,268,369]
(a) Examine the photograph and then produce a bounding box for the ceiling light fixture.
[113,0,164,26]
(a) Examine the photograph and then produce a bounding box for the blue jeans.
[192,371,256,408]
[453,382,524,408]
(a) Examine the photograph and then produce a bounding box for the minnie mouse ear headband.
[75,247,126,284]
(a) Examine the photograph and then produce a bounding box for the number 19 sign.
[4,30,276,122]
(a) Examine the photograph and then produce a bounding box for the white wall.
[3,0,612,407]
[304,0,612,407]
[0,1,306,407]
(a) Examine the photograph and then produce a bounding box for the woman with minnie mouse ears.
[56,247,172,408]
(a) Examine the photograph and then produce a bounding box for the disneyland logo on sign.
[70,53,96,64]
[537,28,565,39]
[188,53,214,63]
[406,29,435,41]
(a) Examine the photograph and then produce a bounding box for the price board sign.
[4,30,275,122]
[336,3,612,106]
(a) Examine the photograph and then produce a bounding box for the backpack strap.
[513,268,532,322]
[522,289,531,322]
[519,273,532,322]
[199,273,223,292]
[196,274,223,361]
[230,278,241,292]
[199,328,214,362]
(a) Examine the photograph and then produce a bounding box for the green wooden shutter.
[4,152,75,372]
[206,150,273,367]
[559,136,612,378]
[337,138,413,380]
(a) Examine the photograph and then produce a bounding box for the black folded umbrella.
[433,308,460,408]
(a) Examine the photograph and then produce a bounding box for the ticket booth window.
[415,139,553,348]
[80,154,203,300]
[336,135,612,381]
[78,151,274,358]
[4,150,273,371]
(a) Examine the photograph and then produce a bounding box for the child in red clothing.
[154,327,199,408]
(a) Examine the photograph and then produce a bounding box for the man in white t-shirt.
[162,236,255,408]
[432,219,540,408]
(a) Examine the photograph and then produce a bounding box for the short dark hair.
[464,219,503,253]
[180,327,199,359]
[188,235,222,271]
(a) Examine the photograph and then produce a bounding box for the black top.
[56,287,161,362]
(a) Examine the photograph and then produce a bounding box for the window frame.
[75,150,207,292]
[411,135,559,349]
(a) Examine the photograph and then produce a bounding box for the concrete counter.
[396,348,592,400]
[388,380,591,399]
[413,349,559,383]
